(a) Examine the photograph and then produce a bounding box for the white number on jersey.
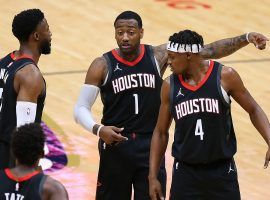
[0,88,3,112]
[133,94,139,114]
[195,119,204,140]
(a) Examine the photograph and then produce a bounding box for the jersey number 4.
[195,119,204,140]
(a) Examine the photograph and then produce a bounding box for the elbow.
[248,105,261,118]
[153,127,169,140]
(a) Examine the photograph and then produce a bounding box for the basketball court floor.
[1,0,270,199]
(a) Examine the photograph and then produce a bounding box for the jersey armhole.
[101,54,112,87]
[14,61,35,74]
[216,63,231,107]
[147,45,161,77]
[169,75,174,113]
[12,61,39,95]
[40,77,46,97]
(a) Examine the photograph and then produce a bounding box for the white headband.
[167,42,202,53]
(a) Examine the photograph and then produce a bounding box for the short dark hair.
[114,11,143,28]
[168,29,204,51]
[11,123,45,167]
[12,9,44,42]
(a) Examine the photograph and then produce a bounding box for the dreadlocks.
[168,30,204,53]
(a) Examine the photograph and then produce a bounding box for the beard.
[40,39,51,55]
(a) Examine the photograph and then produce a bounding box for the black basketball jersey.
[0,52,46,143]
[0,169,46,200]
[100,44,163,134]
[170,60,236,164]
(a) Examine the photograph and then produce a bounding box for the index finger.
[256,34,269,41]
[112,133,128,141]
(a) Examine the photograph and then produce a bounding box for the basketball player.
[0,123,68,200]
[74,11,268,200]
[148,30,270,200]
[0,9,52,169]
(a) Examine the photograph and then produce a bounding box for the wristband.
[97,125,104,137]
[246,32,251,43]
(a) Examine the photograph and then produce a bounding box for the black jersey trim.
[40,77,47,98]
[14,61,36,74]
[169,75,174,113]
[216,62,231,108]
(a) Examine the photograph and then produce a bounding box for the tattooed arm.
[201,32,268,59]
[153,44,168,77]
[153,32,268,75]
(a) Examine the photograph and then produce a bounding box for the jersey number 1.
[195,119,204,140]
[133,94,139,114]
[0,88,3,112]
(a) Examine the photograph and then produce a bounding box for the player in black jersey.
[149,30,270,200]
[0,9,52,170]
[74,10,268,200]
[0,123,68,200]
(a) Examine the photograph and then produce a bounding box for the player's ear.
[33,32,39,41]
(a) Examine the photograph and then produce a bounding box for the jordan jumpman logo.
[114,63,122,72]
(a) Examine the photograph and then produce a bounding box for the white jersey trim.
[221,86,230,104]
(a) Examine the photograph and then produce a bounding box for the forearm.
[73,84,100,133]
[250,107,270,146]
[201,34,248,59]
[149,130,169,179]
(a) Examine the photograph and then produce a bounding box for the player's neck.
[17,44,41,64]
[183,60,209,85]
[11,162,40,177]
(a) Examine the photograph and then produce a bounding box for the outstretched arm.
[153,32,268,76]
[201,32,268,59]
[149,77,172,200]
[221,66,270,168]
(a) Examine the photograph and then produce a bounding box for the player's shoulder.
[220,64,242,92]
[220,65,239,80]
[15,63,42,82]
[42,176,68,199]
[89,56,108,71]
[43,176,64,190]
